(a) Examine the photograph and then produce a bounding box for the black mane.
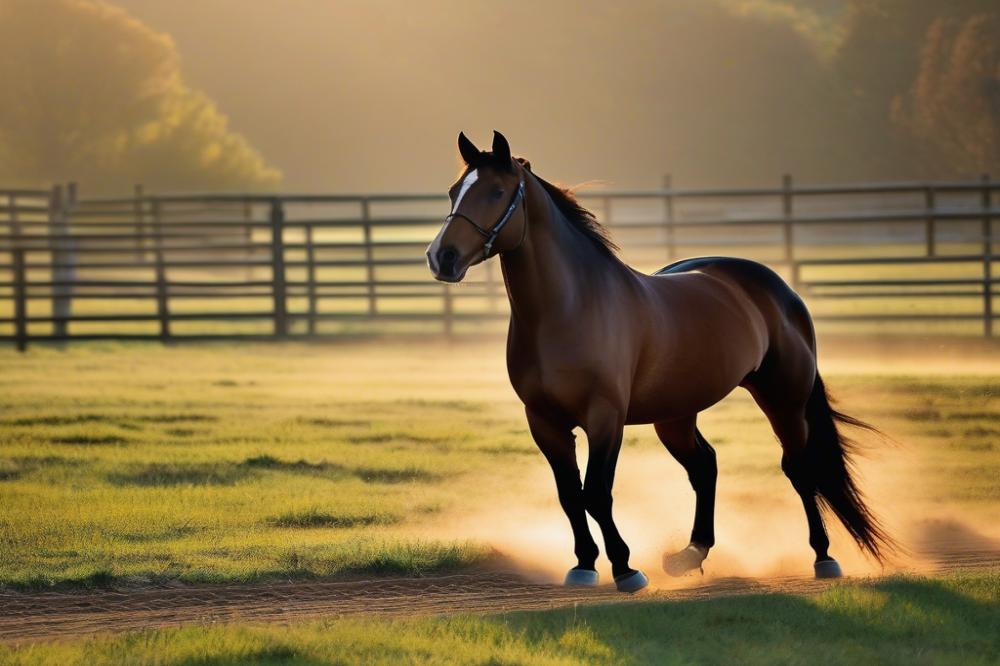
[531,171,619,257]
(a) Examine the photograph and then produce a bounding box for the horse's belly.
[625,377,740,424]
[626,291,768,423]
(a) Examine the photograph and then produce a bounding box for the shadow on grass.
[267,509,399,529]
[106,463,253,486]
[172,648,329,666]
[241,455,347,475]
[50,435,131,446]
[495,574,999,665]
[240,454,349,475]
[101,456,440,488]
[14,570,118,591]
[6,414,217,427]
[0,456,77,481]
[353,466,440,483]
[296,417,371,428]
[243,455,439,484]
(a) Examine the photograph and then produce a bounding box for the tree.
[0,0,280,193]
[890,14,1000,178]
[832,0,999,178]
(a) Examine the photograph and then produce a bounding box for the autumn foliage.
[0,0,280,193]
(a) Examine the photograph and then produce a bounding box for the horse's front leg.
[581,399,649,593]
[526,407,600,586]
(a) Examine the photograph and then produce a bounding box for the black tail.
[805,374,895,561]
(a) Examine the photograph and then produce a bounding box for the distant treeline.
[0,1,996,193]
[831,0,999,180]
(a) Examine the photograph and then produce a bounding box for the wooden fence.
[0,176,997,350]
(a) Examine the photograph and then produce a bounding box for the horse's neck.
[500,177,623,322]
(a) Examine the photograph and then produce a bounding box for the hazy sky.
[110,1,851,192]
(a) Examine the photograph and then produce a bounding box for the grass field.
[0,339,998,663]
[1,339,997,589]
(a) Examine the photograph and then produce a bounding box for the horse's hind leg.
[745,349,842,578]
[655,416,717,576]
[767,403,840,577]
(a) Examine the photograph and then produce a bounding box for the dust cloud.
[388,337,999,589]
[434,448,998,589]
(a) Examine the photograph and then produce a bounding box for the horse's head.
[426,130,527,282]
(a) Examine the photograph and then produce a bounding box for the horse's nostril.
[439,247,459,268]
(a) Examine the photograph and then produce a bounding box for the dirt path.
[1,543,996,645]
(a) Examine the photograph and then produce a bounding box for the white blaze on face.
[451,169,479,214]
[427,168,480,268]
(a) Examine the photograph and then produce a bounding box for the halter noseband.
[445,177,526,259]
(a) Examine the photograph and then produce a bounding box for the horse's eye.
[490,188,504,200]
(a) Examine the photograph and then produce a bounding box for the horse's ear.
[492,130,512,169]
[458,132,480,165]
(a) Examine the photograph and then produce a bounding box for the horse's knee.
[781,450,816,495]
[687,438,718,488]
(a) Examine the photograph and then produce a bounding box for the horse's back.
[655,256,788,295]
[653,256,814,348]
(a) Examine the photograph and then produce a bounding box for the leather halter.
[445,177,526,259]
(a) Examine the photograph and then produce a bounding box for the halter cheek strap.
[445,177,526,259]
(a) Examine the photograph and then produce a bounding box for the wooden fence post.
[13,247,27,352]
[133,184,145,261]
[242,199,255,280]
[982,174,993,338]
[306,224,317,335]
[243,199,254,243]
[270,198,288,337]
[151,198,171,341]
[361,198,376,316]
[663,174,675,261]
[782,174,798,292]
[7,192,16,235]
[49,184,74,339]
[10,196,26,351]
[924,186,936,256]
[8,191,19,256]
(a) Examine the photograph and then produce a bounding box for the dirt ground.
[2,527,995,646]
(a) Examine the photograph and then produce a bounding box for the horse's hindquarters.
[626,272,771,422]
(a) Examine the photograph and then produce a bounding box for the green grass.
[0,341,997,589]
[2,572,997,665]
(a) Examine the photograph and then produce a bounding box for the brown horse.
[427,131,893,592]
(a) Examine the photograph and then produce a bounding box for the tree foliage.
[0,0,280,193]
[0,0,997,190]
[890,14,1000,177]
[834,0,999,178]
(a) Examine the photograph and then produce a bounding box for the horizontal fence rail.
[0,176,997,349]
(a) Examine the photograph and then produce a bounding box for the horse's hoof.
[564,568,599,587]
[614,569,649,593]
[662,544,709,577]
[814,558,843,579]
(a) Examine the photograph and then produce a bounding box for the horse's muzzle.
[428,246,465,283]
